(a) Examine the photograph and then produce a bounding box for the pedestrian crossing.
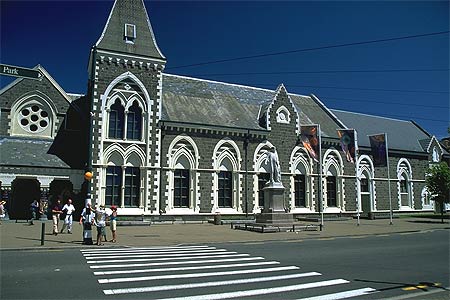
[81,245,377,299]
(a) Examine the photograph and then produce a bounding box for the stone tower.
[87,0,166,213]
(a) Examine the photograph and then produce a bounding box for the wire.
[330,108,448,123]
[319,96,448,109]
[241,82,449,94]
[190,68,450,77]
[165,30,450,70]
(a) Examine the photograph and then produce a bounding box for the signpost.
[0,64,42,80]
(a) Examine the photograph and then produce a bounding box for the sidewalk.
[0,217,449,250]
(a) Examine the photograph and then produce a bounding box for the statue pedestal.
[256,183,294,224]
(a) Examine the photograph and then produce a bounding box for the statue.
[265,146,282,184]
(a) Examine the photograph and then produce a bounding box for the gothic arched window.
[126,101,142,140]
[108,99,125,139]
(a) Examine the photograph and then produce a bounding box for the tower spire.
[95,0,165,60]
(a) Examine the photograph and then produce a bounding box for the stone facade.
[1,0,448,221]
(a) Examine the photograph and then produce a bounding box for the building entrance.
[10,179,40,220]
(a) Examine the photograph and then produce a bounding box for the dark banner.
[300,125,320,162]
[369,133,387,167]
[337,129,356,163]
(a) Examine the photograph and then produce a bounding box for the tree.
[426,162,450,223]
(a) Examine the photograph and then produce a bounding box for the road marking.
[350,236,368,239]
[94,261,280,276]
[89,256,265,269]
[98,266,300,284]
[28,249,64,253]
[87,253,248,264]
[319,237,335,241]
[85,249,229,259]
[295,287,377,300]
[284,239,304,243]
[103,272,322,295]
[402,282,441,291]
[83,248,224,257]
[399,232,417,236]
[80,245,210,253]
[382,287,450,300]
[242,242,266,245]
[152,279,349,300]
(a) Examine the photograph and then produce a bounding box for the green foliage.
[426,162,450,204]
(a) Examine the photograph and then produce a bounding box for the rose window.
[18,105,50,133]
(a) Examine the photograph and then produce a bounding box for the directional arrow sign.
[0,64,42,80]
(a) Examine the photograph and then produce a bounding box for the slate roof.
[331,109,431,152]
[0,137,69,168]
[161,74,342,137]
[96,0,165,60]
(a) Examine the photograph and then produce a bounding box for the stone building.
[1,0,448,220]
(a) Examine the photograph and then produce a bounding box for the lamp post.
[82,171,94,245]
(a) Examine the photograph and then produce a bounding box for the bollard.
[41,222,45,246]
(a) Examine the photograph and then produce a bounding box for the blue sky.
[1,0,449,139]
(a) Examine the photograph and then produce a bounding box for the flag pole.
[354,129,360,226]
[318,124,324,231]
[385,133,393,225]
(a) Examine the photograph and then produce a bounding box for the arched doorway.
[48,179,75,218]
[10,179,40,220]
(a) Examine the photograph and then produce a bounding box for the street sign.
[0,64,42,80]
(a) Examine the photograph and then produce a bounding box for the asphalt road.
[1,230,449,300]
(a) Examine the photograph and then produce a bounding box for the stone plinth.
[256,212,294,224]
[262,183,285,213]
[255,183,294,224]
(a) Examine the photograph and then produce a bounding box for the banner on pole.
[300,125,320,162]
[369,133,387,167]
[337,129,357,163]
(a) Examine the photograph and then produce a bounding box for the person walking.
[109,205,118,243]
[80,203,95,245]
[29,200,39,225]
[93,204,107,246]
[51,198,63,235]
[60,198,75,234]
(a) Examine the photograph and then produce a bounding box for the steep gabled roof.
[0,65,72,103]
[331,109,431,152]
[161,74,343,137]
[96,0,165,60]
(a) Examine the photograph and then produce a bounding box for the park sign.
[0,64,42,80]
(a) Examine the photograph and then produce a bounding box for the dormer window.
[124,23,136,44]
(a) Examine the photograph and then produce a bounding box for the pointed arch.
[101,143,143,209]
[323,149,344,212]
[357,155,376,214]
[101,71,151,108]
[421,186,434,210]
[397,158,414,210]
[165,135,200,214]
[101,72,150,143]
[289,146,314,212]
[212,139,242,213]
[252,141,275,213]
